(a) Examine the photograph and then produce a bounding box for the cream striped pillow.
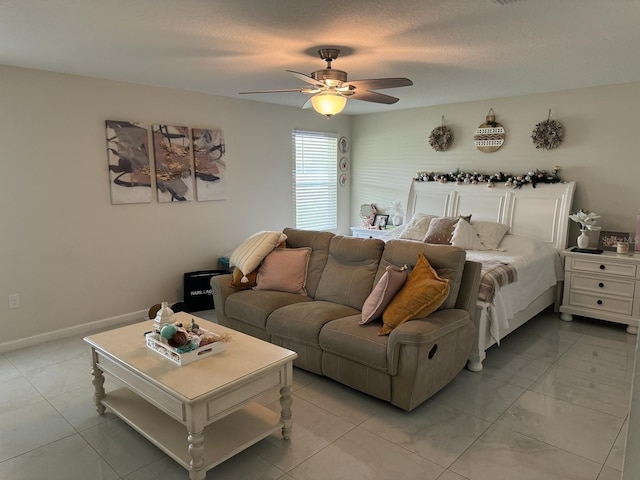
[230,231,288,283]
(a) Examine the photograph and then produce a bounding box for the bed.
[388,179,576,371]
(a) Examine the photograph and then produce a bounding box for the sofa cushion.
[266,301,360,346]
[377,240,465,310]
[255,247,311,295]
[225,289,312,329]
[283,228,334,298]
[230,231,287,281]
[379,253,450,335]
[314,236,385,310]
[360,264,408,325]
[320,316,389,372]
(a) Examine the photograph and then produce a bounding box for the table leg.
[279,384,293,440]
[188,430,206,480]
[90,353,106,415]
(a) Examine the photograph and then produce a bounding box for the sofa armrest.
[386,309,470,375]
[210,274,233,321]
[454,260,482,328]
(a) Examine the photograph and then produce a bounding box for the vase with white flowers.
[390,200,403,226]
[569,210,601,248]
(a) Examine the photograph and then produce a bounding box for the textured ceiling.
[1,0,639,115]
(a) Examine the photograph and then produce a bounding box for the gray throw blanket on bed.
[478,261,518,304]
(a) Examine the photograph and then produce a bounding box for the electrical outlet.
[8,294,20,309]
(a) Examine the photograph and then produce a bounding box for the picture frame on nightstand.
[597,230,630,251]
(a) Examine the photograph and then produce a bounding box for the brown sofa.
[211,227,481,411]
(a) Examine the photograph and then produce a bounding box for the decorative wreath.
[531,118,565,150]
[428,125,453,152]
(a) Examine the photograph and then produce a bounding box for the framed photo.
[597,231,630,251]
[339,156,349,172]
[373,214,389,229]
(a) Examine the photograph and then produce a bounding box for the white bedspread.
[466,234,564,343]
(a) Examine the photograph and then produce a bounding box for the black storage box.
[183,270,227,312]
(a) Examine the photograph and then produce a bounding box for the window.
[292,130,338,230]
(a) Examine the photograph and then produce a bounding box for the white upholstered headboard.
[405,180,576,251]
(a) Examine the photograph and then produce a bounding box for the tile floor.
[0,309,636,480]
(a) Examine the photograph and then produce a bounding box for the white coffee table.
[84,312,297,480]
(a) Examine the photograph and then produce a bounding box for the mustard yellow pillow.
[230,267,258,289]
[379,253,450,336]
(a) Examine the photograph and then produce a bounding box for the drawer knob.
[599,264,605,270]
[598,282,604,288]
[597,299,603,305]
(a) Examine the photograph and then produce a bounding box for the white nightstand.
[350,227,394,239]
[560,248,640,334]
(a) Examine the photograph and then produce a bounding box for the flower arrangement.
[414,166,563,189]
[569,210,601,232]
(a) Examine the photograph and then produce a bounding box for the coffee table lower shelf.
[102,388,281,472]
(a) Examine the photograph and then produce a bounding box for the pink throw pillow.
[255,247,312,295]
[359,265,408,325]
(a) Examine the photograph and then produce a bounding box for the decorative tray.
[145,331,227,366]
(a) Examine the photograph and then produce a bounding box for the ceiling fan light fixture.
[310,92,347,117]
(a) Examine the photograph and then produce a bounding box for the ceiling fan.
[239,48,413,117]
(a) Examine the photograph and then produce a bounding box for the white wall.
[3,65,639,347]
[0,65,351,346]
[350,82,640,248]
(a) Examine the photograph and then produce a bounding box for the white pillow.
[471,221,510,250]
[230,231,287,282]
[399,213,438,241]
[451,218,486,250]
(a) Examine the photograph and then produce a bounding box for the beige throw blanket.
[478,261,518,305]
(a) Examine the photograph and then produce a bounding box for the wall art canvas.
[105,120,152,204]
[152,124,193,202]
[192,128,227,201]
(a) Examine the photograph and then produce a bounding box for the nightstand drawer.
[571,274,635,298]
[568,291,634,316]
[568,258,637,278]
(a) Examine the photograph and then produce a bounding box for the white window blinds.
[292,130,338,231]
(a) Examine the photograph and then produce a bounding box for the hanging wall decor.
[473,108,506,153]
[531,109,565,150]
[428,116,453,152]
[105,120,152,205]
[152,124,193,202]
[193,128,227,201]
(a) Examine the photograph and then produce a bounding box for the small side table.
[350,227,395,239]
[560,247,639,334]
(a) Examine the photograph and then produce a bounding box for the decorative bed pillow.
[398,213,438,241]
[230,231,287,283]
[471,221,510,250]
[451,217,486,250]
[254,247,312,295]
[423,215,471,245]
[379,253,450,336]
[359,265,408,325]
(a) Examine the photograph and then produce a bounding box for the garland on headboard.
[414,166,562,189]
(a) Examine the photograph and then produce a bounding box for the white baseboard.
[0,309,149,354]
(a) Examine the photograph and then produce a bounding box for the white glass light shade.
[311,92,347,117]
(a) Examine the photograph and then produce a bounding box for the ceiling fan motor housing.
[311,68,347,86]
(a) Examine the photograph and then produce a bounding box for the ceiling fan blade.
[344,78,413,90]
[286,70,325,87]
[350,89,399,104]
[239,88,310,94]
